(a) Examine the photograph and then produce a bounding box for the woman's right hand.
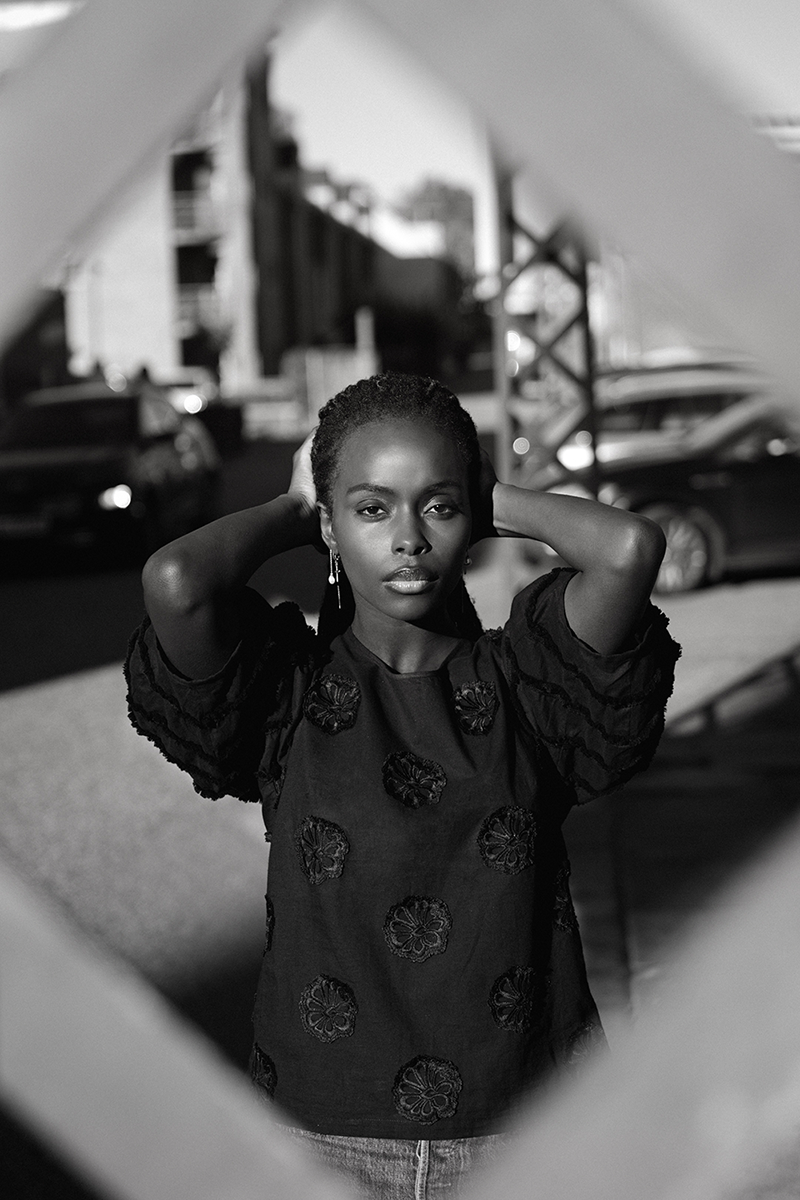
[289,429,317,509]
[288,429,325,550]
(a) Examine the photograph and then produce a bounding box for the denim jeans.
[282,1129,510,1199]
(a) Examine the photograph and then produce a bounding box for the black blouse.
[125,568,679,1137]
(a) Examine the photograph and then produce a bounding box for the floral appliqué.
[488,966,544,1032]
[299,974,358,1043]
[453,680,499,735]
[383,896,452,963]
[264,894,275,952]
[257,760,285,804]
[303,674,361,734]
[553,862,579,934]
[392,1056,463,1125]
[478,806,537,874]
[296,815,350,884]
[250,1043,277,1100]
[382,751,446,808]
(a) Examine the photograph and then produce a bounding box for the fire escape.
[492,171,599,496]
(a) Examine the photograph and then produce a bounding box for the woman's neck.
[350,610,463,674]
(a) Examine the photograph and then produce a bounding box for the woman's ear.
[317,502,335,551]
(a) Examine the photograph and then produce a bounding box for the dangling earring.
[328,548,341,610]
[463,552,472,575]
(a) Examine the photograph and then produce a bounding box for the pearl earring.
[328,548,341,610]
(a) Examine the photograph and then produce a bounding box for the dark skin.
[142,418,666,679]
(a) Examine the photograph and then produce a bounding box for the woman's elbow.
[141,546,203,617]
[613,513,667,579]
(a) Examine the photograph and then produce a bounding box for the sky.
[270,2,490,206]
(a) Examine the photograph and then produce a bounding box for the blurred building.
[0,50,485,411]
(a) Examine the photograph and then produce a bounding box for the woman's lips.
[384,567,437,593]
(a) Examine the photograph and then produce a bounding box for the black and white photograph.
[2,3,800,1198]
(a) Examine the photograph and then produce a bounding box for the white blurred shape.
[0,2,79,32]
[97,484,132,510]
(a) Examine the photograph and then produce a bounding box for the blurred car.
[157,367,219,416]
[519,360,770,484]
[0,380,221,558]
[545,396,800,593]
[155,368,243,457]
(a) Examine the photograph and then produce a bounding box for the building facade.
[34,50,476,409]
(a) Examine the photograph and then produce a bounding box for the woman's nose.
[393,512,430,556]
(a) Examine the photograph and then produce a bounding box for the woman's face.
[319,418,472,630]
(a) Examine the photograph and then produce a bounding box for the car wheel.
[641,504,718,594]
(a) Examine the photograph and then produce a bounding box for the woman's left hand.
[470,446,499,544]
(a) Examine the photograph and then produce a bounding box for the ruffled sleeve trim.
[499,568,681,805]
[124,588,317,802]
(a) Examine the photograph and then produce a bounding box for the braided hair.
[311,372,485,647]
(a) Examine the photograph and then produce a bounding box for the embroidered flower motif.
[250,1043,277,1099]
[382,751,446,808]
[303,674,361,734]
[477,806,537,874]
[299,974,358,1043]
[264,894,274,952]
[553,862,579,934]
[383,896,452,963]
[392,1056,463,1125]
[296,816,350,884]
[453,680,499,735]
[488,966,544,1032]
[257,760,285,801]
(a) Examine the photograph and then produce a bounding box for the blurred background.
[2,2,800,1198]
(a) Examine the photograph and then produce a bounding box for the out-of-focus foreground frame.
[3,1,800,1198]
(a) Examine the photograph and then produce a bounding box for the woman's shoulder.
[481,567,680,804]
[498,566,677,668]
[124,587,322,801]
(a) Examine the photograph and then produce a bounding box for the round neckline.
[341,626,471,677]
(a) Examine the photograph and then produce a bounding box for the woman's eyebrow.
[345,482,395,497]
[346,479,464,497]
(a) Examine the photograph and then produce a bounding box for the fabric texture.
[125,567,679,1138]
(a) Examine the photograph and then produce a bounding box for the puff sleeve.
[124,588,317,802]
[499,567,680,806]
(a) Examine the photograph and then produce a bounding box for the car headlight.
[97,484,133,511]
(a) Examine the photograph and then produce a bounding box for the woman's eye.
[358,504,385,517]
[426,502,456,516]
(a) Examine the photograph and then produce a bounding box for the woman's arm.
[142,435,320,679]
[490,480,666,655]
